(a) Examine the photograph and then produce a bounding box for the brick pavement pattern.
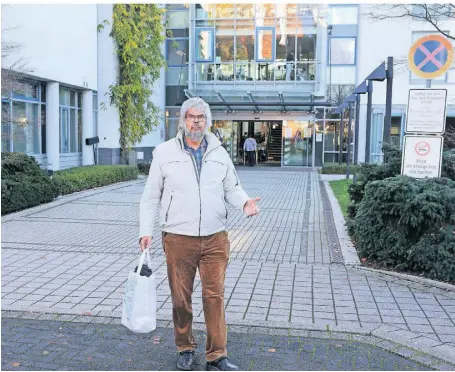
[2,169,455,365]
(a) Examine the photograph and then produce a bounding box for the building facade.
[2,4,454,170]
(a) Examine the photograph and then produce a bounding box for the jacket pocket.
[165,193,173,222]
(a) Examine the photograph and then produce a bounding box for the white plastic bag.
[121,248,157,333]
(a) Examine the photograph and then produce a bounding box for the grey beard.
[184,127,205,142]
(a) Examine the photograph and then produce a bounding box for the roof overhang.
[183,89,331,112]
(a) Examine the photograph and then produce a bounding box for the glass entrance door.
[282,120,313,166]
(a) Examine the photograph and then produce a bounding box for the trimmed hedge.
[2,153,140,215]
[348,145,455,220]
[54,165,139,195]
[320,163,361,175]
[1,153,59,215]
[353,176,455,282]
[137,162,151,175]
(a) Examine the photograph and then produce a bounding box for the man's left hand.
[244,197,261,217]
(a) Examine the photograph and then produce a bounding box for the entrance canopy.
[184,89,331,113]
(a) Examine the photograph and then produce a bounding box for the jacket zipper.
[179,136,218,237]
[188,154,201,236]
[165,194,173,222]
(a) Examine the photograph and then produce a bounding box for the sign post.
[403,35,452,179]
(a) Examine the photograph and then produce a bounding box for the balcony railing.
[194,61,317,84]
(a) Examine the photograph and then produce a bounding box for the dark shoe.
[206,357,239,371]
[177,351,195,371]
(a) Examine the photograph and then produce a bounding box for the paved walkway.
[2,169,455,368]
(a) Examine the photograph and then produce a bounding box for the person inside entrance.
[243,133,257,166]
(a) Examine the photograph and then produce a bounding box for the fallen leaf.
[11,362,20,367]
[43,351,49,355]
[267,348,276,353]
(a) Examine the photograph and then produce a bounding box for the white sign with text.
[401,135,444,179]
[406,89,447,134]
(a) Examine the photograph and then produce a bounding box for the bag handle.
[136,248,153,277]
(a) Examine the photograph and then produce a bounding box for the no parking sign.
[408,34,453,79]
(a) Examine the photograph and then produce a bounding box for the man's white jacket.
[139,131,250,238]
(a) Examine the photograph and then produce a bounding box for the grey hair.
[178,97,212,132]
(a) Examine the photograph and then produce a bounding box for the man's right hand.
[139,236,152,251]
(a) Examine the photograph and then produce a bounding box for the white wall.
[355,6,455,162]
[96,4,121,149]
[357,5,455,106]
[1,4,97,90]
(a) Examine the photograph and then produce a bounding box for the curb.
[323,180,360,265]
[353,266,455,294]
[3,309,454,370]
[1,178,145,222]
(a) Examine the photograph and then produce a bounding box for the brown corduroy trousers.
[163,231,230,362]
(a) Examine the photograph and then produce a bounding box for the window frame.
[2,81,46,155]
[195,27,215,63]
[59,87,82,154]
[166,38,189,68]
[328,36,357,66]
[255,26,276,62]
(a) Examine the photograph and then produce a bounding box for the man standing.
[139,97,260,371]
[243,133,257,167]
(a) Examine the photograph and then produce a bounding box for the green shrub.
[441,149,455,181]
[347,144,455,220]
[353,176,455,282]
[320,163,361,175]
[1,153,59,215]
[137,162,151,175]
[54,165,139,195]
[408,226,455,283]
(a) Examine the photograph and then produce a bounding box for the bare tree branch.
[363,4,455,41]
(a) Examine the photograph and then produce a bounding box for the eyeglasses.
[185,114,206,122]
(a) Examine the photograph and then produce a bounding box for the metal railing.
[193,61,317,84]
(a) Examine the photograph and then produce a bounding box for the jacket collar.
[176,131,221,154]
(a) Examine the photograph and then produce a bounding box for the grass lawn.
[329,179,352,217]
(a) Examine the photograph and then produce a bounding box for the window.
[166,11,189,29]
[2,81,46,154]
[329,6,358,25]
[216,21,234,62]
[195,4,215,19]
[235,21,255,63]
[2,101,10,152]
[256,27,275,61]
[330,37,356,65]
[166,39,189,67]
[59,87,82,154]
[195,28,214,62]
[166,68,189,86]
